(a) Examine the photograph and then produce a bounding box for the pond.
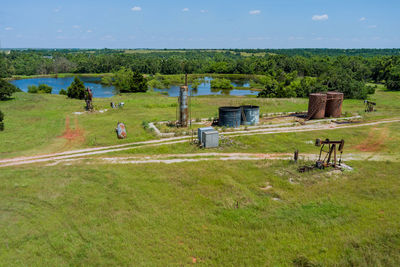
[10,76,259,98]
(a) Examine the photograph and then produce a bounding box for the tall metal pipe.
[179,74,189,127]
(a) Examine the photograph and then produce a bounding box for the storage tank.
[241,105,260,125]
[325,92,344,118]
[219,106,241,128]
[307,93,327,119]
[179,86,188,127]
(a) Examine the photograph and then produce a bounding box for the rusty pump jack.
[315,139,344,169]
[364,100,376,112]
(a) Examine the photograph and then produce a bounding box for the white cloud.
[5,27,13,31]
[182,8,189,12]
[57,29,63,33]
[249,10,261,15]
[87,30,93,33]
[73,25,80,29]
[312,14,328,21]
[131,6,141,12]
[360,17,366,22]
[200,9,208,13]
[54,7,61,13]
[368,25,377,29]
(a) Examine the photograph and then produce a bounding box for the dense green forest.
[1,49,399,99]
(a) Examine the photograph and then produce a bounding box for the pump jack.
[364,100,376,112]
[315,139,345,169]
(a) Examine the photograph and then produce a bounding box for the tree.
[114,67,147,93]
[0,78,19,100]
[386,66,400,91]
[59,89,67,95]
[67,77,86,99]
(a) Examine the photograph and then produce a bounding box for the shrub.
[0,78,19,100]
[67,77,86,99]
[28,85,38,93]
[59,89,67,95]
[28,84,52,94]
[101,76,113,86]
[386,66,400,91]
[210,78,234,89]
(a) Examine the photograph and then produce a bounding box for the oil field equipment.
[201,130,219,148]
[219,106,241,128]
[307,93,327,120]
[241,105,260,125]
[115,122,127,139]
[85,87,93,111]
[315,138,345,169]
[198,127,215,144]
[364,100,376,112]
[178,74,189,127]
[325,92,344,118]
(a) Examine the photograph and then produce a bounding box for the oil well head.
[218,106,241,128]
[307,93,327,119]
[240,105,260,125]
[325,91,344,118]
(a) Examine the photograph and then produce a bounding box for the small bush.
[59,89,67,95]
[28,84,52,94]
[210,78,234,89]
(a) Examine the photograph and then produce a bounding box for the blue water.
[10,76,258,98]
[10,76,115,98]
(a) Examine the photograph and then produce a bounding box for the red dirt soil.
[353,127,388,152]
[60,116,85,143]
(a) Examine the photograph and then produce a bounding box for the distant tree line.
[1,49,400,98]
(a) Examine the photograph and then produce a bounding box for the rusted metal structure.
[178,75,189,127]
[315,138,344,168]
[219,106,241,128]
[241,105,260,125]
[85,87,93,111]
[307,93,327,120]
[364,100,376,112]
[116,122,127,139]
[325,92,344,118]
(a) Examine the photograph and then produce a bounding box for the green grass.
[0,160,399,265]
[1,84,400,265]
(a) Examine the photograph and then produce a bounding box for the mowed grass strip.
[0,160,399,266]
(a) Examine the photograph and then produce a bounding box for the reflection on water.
[11,76,258,98]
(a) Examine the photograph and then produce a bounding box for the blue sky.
[0,0,399,49]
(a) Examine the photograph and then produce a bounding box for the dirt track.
[1,118,399,168]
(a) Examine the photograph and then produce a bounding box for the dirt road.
[1,118,399,168]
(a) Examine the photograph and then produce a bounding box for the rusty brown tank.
[325,92,344,118]
[307,93,327,119]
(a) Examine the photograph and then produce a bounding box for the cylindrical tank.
[325,92,344,118]
[307,93,327,119]
[219,106,241,128]
[179,86,188,127]
[241,105,260,125]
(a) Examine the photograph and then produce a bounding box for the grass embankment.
[0,160,399,265]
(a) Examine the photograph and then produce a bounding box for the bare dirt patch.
[60,116,85,143]
[354,127,389,152]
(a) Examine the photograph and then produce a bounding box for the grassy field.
[1,85,400,265]
[1,160,399,266]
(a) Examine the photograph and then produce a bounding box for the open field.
[1,85,400,265]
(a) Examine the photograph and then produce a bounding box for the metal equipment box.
[202,130,219,148]
[198,127,214,144]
